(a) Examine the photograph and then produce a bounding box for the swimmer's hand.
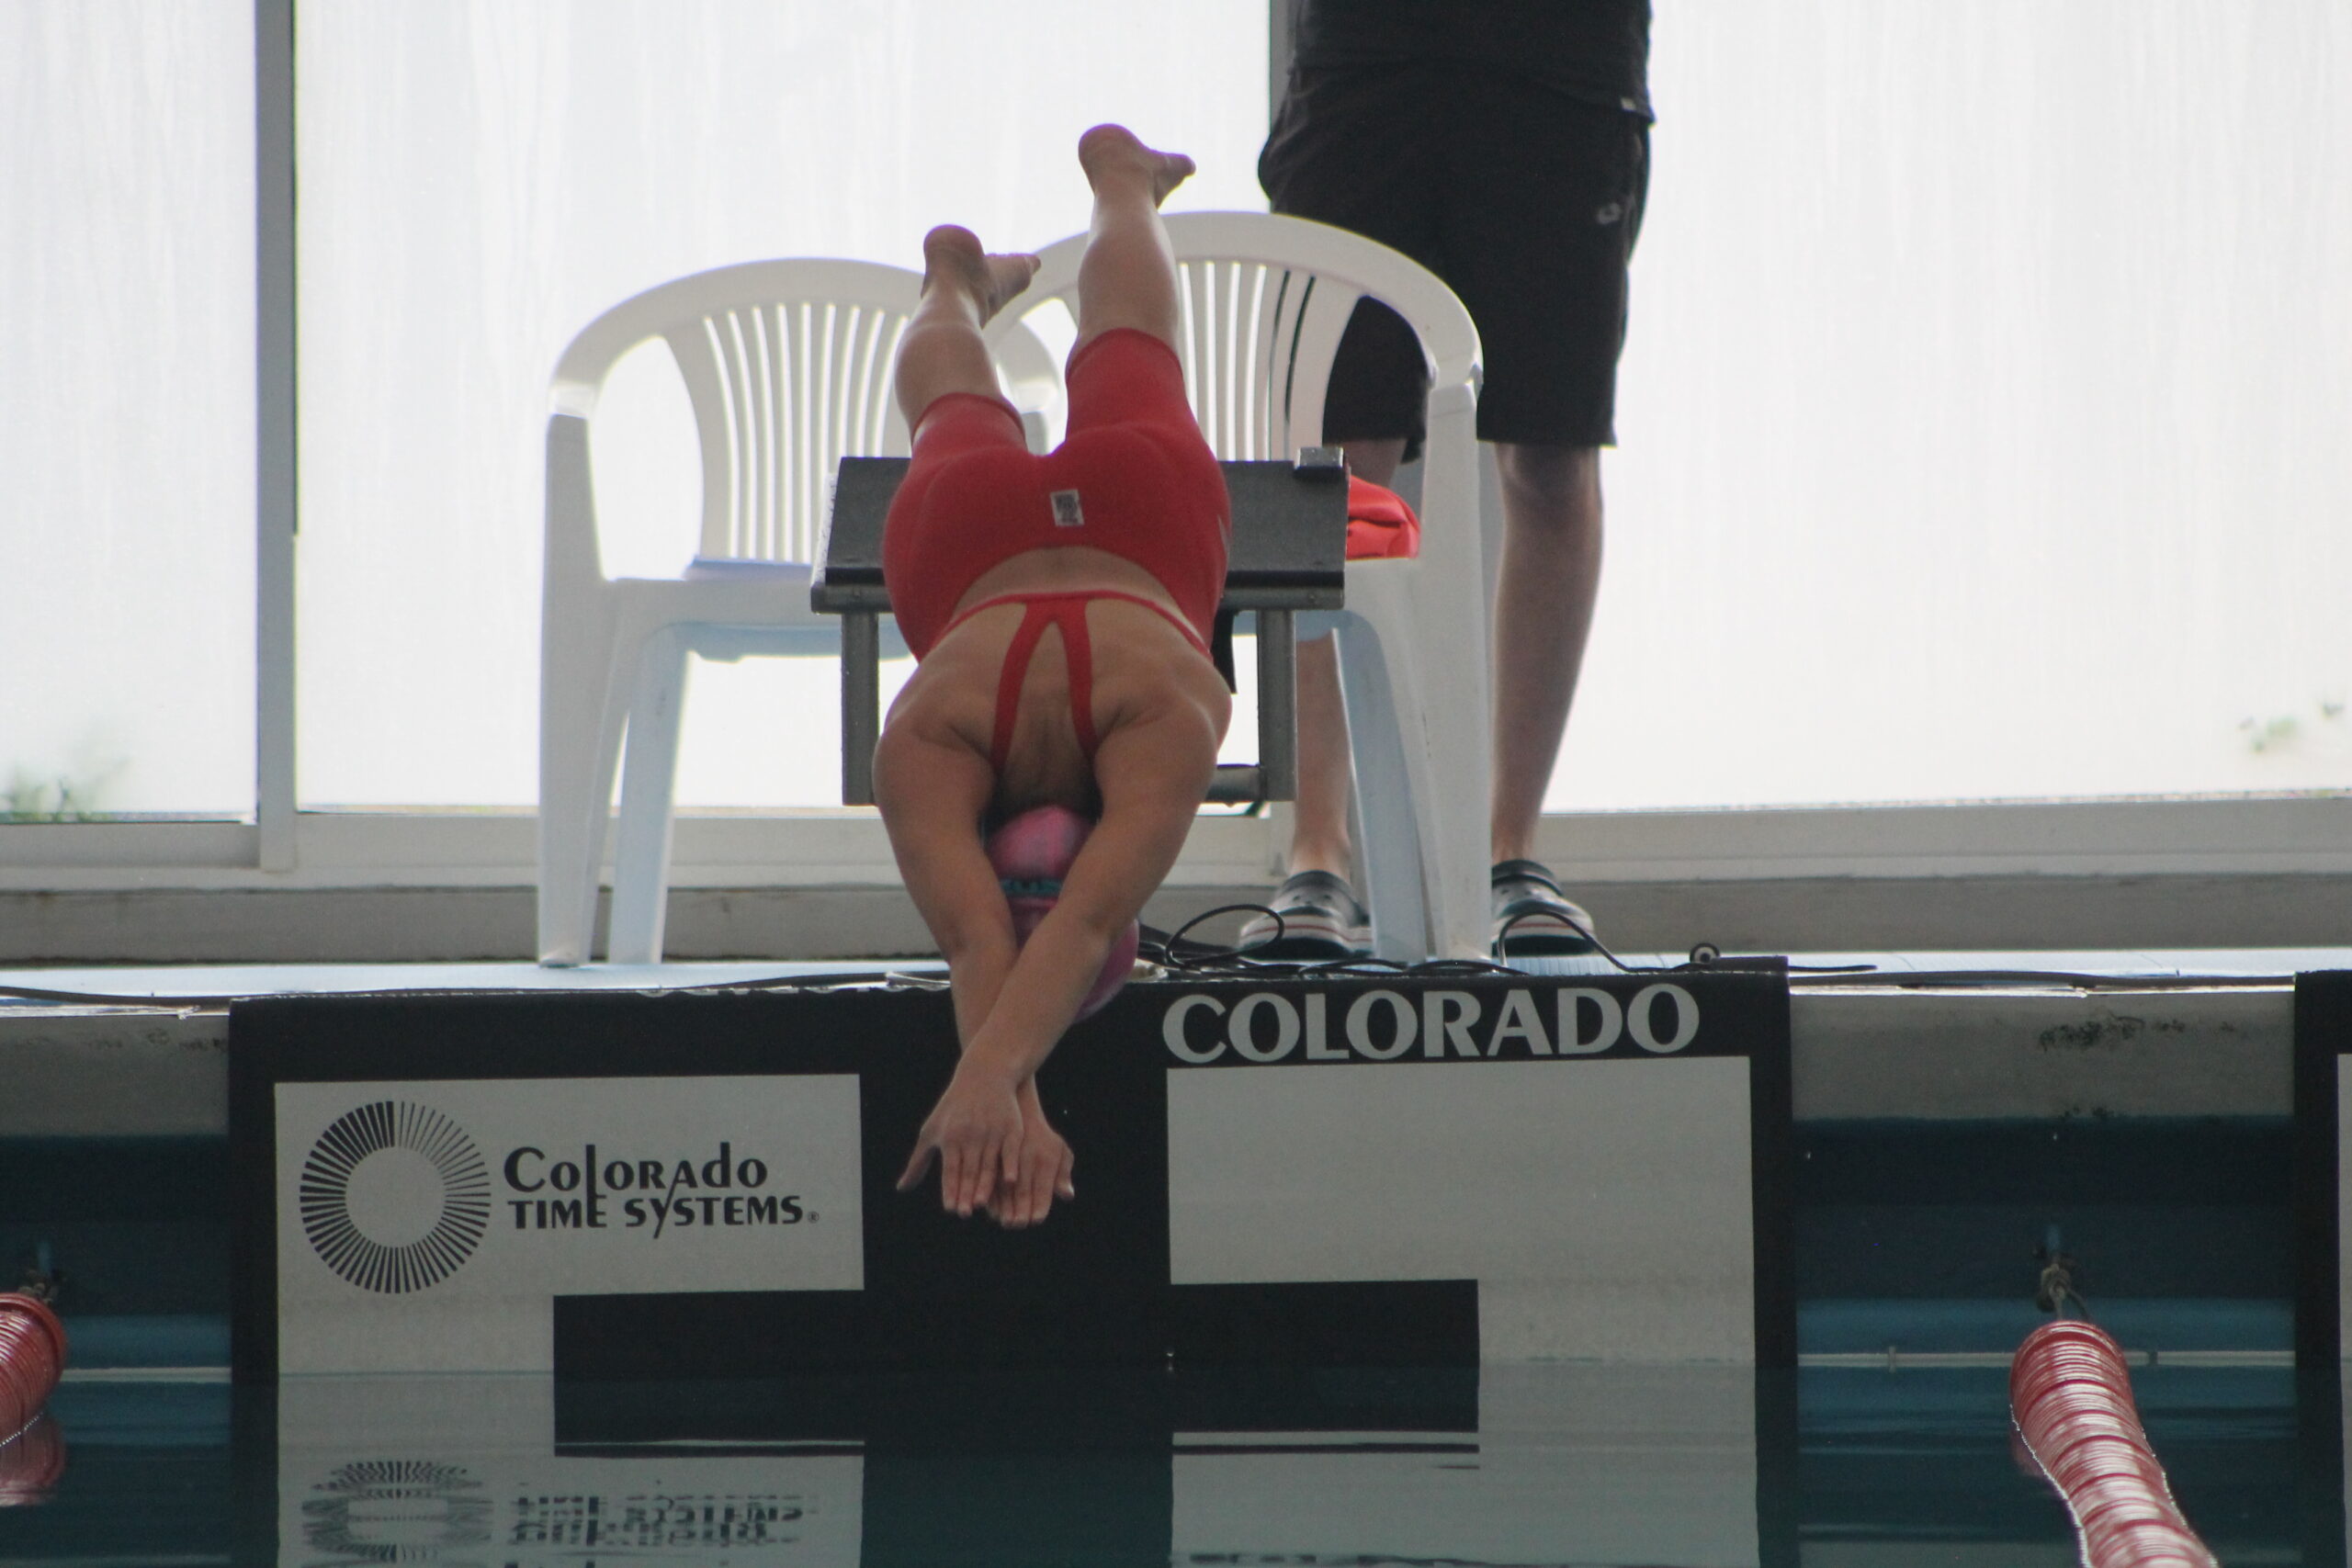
[987,1081,1077,1230]
[897,1061,1025,1218]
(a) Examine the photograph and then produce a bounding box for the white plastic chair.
[988,213,1490,961]
[537,257,1057,964]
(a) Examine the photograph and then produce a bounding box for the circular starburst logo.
[300,1101,491,1293]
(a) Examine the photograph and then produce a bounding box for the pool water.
[5,1361,2335,1565]
[0,1039,2333,1562]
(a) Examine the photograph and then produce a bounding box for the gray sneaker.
[1237,870,1374,960]
[1490,859,1599,957]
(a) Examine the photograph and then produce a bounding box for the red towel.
[1344,475,1421,561]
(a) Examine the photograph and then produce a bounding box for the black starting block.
[811,449,1350,805]
[229,972,1793,1380]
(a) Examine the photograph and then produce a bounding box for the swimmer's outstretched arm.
[878,698,1221,1222]
[868,722,1046,1222]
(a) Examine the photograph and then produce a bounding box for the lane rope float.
[0,1286,67,1504]
[2010,1316,2217,1568]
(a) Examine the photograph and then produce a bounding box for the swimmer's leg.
[1073,123,1194,354]
[894,225,1039,428]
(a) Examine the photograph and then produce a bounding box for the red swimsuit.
[934,590,1212,773]
[880,328,1230,766]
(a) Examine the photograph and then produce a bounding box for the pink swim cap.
[985,805,1139,1021]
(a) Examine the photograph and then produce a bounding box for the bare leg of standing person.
[1483,440,1608,953]
[1488,442,1602,864]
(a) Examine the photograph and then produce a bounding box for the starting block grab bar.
[811,450,1350,806]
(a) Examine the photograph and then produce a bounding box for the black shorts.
[1259,65,1649,455]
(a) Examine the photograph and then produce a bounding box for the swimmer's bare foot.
[921,224,1038,326]
[1078,123,1194,209]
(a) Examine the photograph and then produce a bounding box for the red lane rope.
[0,1292,67,1447]
[2009,1319,2217,1568]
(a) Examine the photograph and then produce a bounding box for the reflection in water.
[0,1412,67,1505]
[300,1458,493,1561]
[263,1365,1765,1567]
[0,1363,2335,1564]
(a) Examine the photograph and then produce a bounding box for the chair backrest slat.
[986,213,1478,466]
[817,303,851,560]
[863,313,908,469]
[782,301,800,561]
[1218,261,1241,455]
[554,230,1466,570]
[1219,263,1246,453]
[1259,266,1300,457]
[843,308,880,470]
[793,302,818,562]
[718,310,760,559]
[665,316,729,557]
[1281,271,1361,462]
[1236,262,1270,457]
[749,307,775,559]
[1151,257,1363,462]
[557,258,939,570]
[777,302,798,560]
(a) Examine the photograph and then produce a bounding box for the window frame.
[6,793,2348,897]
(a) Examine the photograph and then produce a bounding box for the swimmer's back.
[885,584,1230,817]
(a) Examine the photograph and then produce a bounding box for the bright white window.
[11,0,2346,898]
[1566,0,2352,810]
[0,3,255,818]
[295,0,1270,809]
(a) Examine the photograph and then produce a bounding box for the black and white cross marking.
[232,973,1793,1381]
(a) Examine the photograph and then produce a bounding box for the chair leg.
[1408,676,1495,963]
[1385,576,1493,962]
[1332,615,1429,964]
[1336,571,1494,963]
[606,629,691,964]
[1403,393,1496,961]
[537,611,632,966]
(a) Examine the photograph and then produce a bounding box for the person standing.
[1243,0,1651,959]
